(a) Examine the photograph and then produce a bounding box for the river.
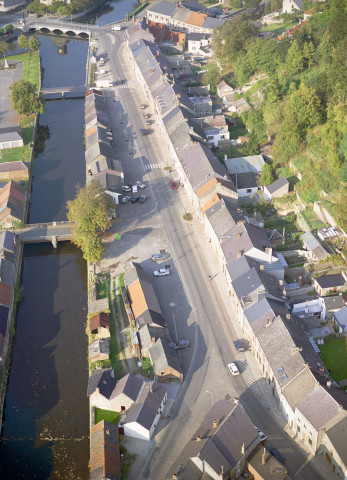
[0,0,132,477]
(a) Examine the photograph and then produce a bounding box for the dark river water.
[0,0,133,477]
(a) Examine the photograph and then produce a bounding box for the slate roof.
[89,312,110,332]
[110,373,143,402]
[225,255,259,283]
[172,6,191,22]
[323,294,345,311]
[233,267,266,304]
[230,172,259,190]
[221,222,272,264]
[90,420,121,480]
[123,381,166,431]
[0,282,12,307]
[0,161,29,175]
[245,296,288,335]
[296,385,341,430]
[315,274,345,289]
[90,170,123,193]
[188,32,210,41]
[136,308,166,329]
[149,337,181,375]
[86,126,112,148]
[0,231,17,261]
[147,0,177,16]
[0,181,25,223]
[282,367,317,411]
[85,142,117,165]
[205,197,238,239]
[0,126,23,144]
[265,176,289,195]
[326,416,347,466]
[202,16,224,29]
[181,0,207,12]
[89,338,110,359]
[165,400,259,479]
[0,257,16,288]
[334,306,347,332]
[0,305,9,337]
[87,369,117,398]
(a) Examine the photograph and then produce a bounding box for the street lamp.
[206,389,214,406]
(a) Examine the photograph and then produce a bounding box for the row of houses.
[84,88,124,207]
[125,21,347,479]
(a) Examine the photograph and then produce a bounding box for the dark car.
[266,446,284,464]
[140,129,147,136]
[143,113,150,119]
[173,340,190,350]
[131,196,140,203]
[234,340,244,352]
[139,195,148,203]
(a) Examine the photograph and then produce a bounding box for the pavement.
[91,29,330,480]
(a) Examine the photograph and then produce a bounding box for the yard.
[301,208,327,232]
[94,407,120,426]
[228,116,249,140]
[0,122,34,163]
[263,20,298,36]
[141,357,154,378]
[319,336,347,386]
[5,51,40,89]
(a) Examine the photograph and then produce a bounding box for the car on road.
[153,268,170,277]
[145,120,151,125]
[140,129,148,136]
[140,104,146,109]
[139,195,148,203]
[121,196,131,204]
[151,252,168,262]
[170,180,178,190]
[227,362,240,376]
[143,113,150,119]
[122,185,131,192]
[254,426,267,442]
[234,340,244,352]
[131,196,140,203]
[135,181,146,189]
[173,340,190,350]
[266,446,284,464]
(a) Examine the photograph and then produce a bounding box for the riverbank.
[0,51,40,433]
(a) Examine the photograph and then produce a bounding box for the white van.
[112,25,122,31]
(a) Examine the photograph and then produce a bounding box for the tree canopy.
[10,80,45,115]
[67,183,114,264]
[0,41,8,58]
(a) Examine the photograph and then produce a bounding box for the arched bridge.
[15,221,73,247]
[18,19,102,37]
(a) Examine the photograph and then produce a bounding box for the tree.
[288,83,322,132]
[67,183,114,264]
[0,28,4,37]
[18,34,29,50]
[242,133,260,156]
[285,40,304,75]
[5,24,14,34]
[28,35,41,52]
[0,41,8,58]
[201,65,220,88]
[303,41,315,68]
[260,162,275,185]
[266,76,281,103]
[10,79,45,115]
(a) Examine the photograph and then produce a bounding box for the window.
[297,425,301,433]
[207,135,214,140]
[308,439,312,446]
[246,189,252,193]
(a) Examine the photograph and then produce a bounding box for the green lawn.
[141,357,154,378]
[263,21,298,36]
[95,407,120,426]
[320,336,347,383]
[228,117,249,140]
[302,208,327,231]
[3,51,40,89]
[97,274,110,299]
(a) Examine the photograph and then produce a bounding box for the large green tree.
[0,41,8,58]
[67,182,114,264]
[18,34,29,50]
[288,83,322,132]
[29,35,41,52]
[10,79,45,115]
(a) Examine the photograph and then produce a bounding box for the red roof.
[89,312,110,332]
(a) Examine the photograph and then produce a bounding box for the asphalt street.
[94,29,327,480]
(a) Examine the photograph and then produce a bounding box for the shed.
[230,171,260,197]
[149,337,183,383]
[225,155,265,175]
[0,127,24,150]
[263,176,289,199]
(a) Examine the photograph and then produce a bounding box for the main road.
[95,28,326,480]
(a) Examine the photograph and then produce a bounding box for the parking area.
[0,61,23,128]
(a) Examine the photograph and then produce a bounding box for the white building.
[282,0,303,13]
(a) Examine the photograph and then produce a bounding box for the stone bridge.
[18,19,102,37]
[15,221,73,247]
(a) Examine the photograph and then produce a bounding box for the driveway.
[0,61,22,128]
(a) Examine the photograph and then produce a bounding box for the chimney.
[213,419,219,428]
[224,154,227,163]
[260,264,264,271]
[172,474,178,480]
[241,443,245,455]
[327,380,331,388]
[152,337,156,344]
[149,382,153,393]
[196,435,202,441]
[286,314,291,320]
[262,448,267,465]
[120,405,126,413]
[279,279,283,286]
[237,232,241,238]
[150,68,153,74]
[157,50,160,56]
[237,250,243,258]
[298,276,303,287]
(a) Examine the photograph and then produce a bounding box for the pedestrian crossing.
[144,163,161,170]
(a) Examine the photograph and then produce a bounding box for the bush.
[183,212,193,222]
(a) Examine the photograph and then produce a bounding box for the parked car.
[153,268,170,277]
[266,446,284,464]
[140,129,148,136]
[143,113,150,119]
[135,181,146,189]
[170,180,178,190]
[227,362,240,376]
[151,252,168,262]
[139,195,148,203]
[145,120,151,125]
[140,104,146,109]
[122,185,131,192]
[254,426,267,442]
[131,196,140,203]
[121,196,131,204]
[234,340,244,352]
[174,340,190,350]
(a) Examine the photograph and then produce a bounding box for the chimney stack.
[172,474,178,480]
[260,264,264,271]
[298,276,303,287]
[237,251,243,258]
[262,448,267,465]
[237,232,241,238]
[241,443,245,455]
[196,435,202,441]
[213,419,219,428]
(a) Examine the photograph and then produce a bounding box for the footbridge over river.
[15,221,73,247]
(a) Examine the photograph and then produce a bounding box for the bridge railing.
[18,221,72,230]
[41,85,87,93]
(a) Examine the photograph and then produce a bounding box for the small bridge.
[15,221,73,247]
[41,85,88,99]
